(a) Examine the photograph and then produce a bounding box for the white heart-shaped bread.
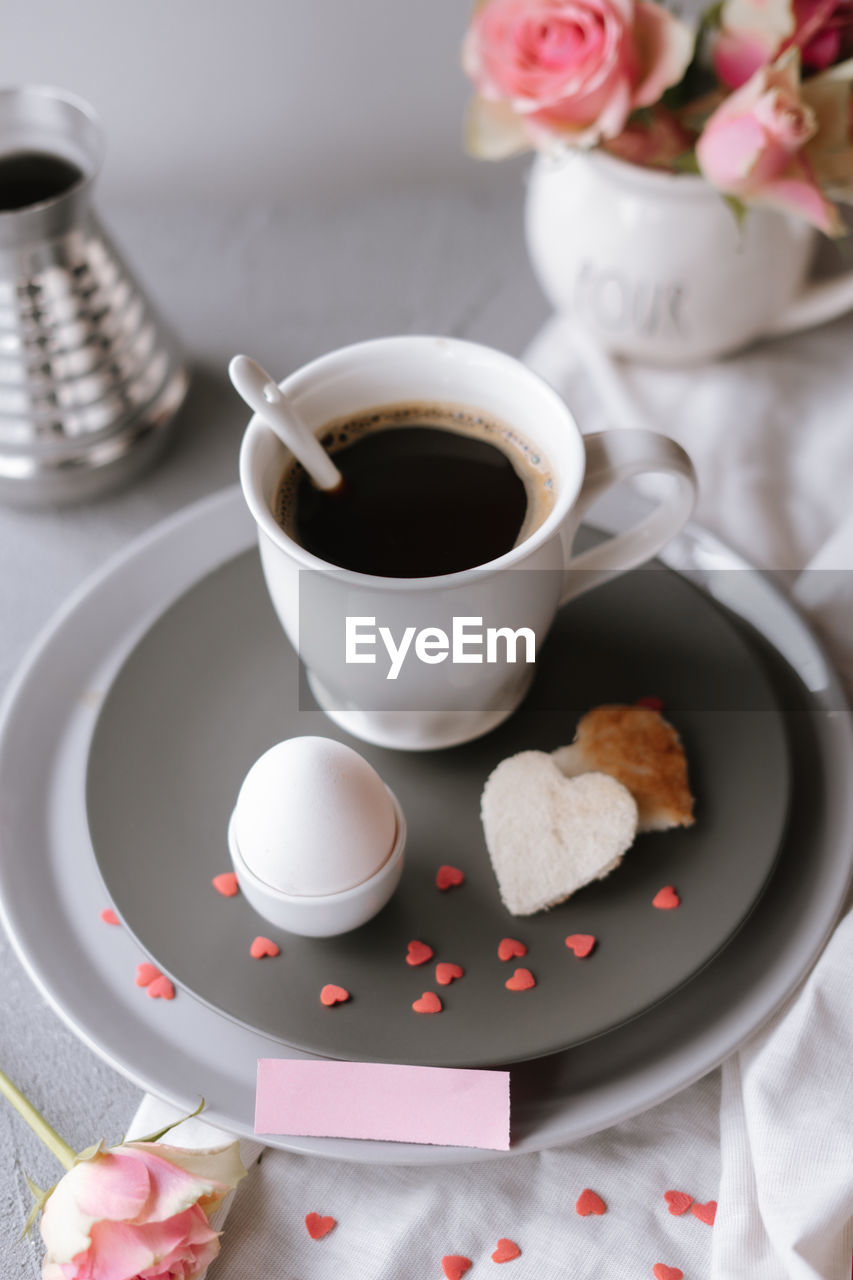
[480,751,639,916]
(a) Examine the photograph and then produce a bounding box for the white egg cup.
[227,787,406,937]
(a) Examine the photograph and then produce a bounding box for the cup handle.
[767,263,853,337]
[559,429,697,606]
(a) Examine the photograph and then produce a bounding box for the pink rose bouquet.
[462,0,853,231]
[1,1069,245,1280]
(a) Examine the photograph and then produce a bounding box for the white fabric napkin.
[525,314,853,1280]
[131,312,853,1279]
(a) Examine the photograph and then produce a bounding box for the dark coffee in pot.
[0,150,83,212]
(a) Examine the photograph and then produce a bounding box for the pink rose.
[696,54,842,232]
[39,1140,246,1280]
[463,0,694,155]
[713,0,853,89]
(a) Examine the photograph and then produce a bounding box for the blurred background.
[1,0,488,204]
[1,0,547,412]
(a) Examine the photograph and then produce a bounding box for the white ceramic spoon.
[229,354,342,491]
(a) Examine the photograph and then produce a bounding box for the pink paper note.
[255,1059,511,1150]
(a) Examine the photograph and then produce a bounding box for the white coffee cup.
[239,335,696,750]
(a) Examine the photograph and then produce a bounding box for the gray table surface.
[0,167,549,1271]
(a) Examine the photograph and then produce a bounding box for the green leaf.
[20,1202,42,1241]
[73,1139,107,1165]
[661,0,727,109]
[702,1,724,29]
[723,194,749,227]
[628,106,657,129]
[19,1176,50,1240]
[130,1098,206,1147]
[672,149,702,174]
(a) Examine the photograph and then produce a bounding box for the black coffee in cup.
[274,403,555,577]
[0,150,83,212]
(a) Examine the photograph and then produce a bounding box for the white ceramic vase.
[525,149,853,365]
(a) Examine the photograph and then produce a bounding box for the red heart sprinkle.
[691,1199,717,1225]
[436,865,465,890]
[663,1190,694,1216]
[575,1188,607,1216]
[147,974,175,1000]
[250,935,280,959]
[435,962,464,986]
[492,1238,521,1263]
[653,885,681,910]
[406,939,434,966]
[497,937,527,962]
[320,984,350,1006]
[441,1256,472,1280]
[505,967,536,992]
[412,991,442,1014]
[100,908,120,926]
[212,872,239,897]
[305,1212,336,1240]
[652,1267,683,1280]
[135,962,160,988]
[565,933,597,958]
[637,695,664,711]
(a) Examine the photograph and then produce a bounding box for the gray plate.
[1,488,850,1162]
[85,538,788,1067]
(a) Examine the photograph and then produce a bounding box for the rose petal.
[86,1205,218,1280]
[591,75,634,139]
[715,29,780,86]
[632,3,695,107]
[756,167,844,231]
[802,72,853,194]
[125,1141,246,1220]
[697,111,770,187]
[39,1142,244,1266]
[466,94,532,158]
[714,0,795,86]
[802,25,841,69]
[40,1154,151,1262]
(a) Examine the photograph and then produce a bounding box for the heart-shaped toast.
[553,704,694,832]
[481,752,638,916]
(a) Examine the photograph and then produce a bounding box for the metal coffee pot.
[0,84,189,505]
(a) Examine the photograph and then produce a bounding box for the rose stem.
[0,1069,76,1170]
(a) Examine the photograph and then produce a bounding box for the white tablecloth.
[135,312,853,1280]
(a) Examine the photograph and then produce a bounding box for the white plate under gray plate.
[0,486,851,1164]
